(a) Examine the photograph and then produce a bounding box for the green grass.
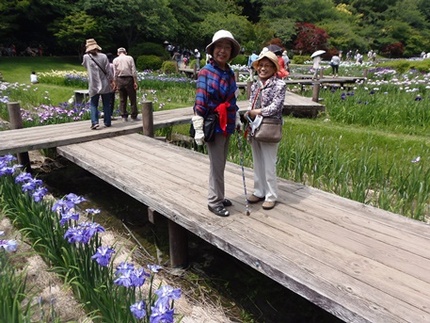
[0,56,85,105]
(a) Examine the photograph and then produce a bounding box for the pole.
[142,101,154,138]
[312,82,321,103]
[237,131,250,216]
[7,102,32,173]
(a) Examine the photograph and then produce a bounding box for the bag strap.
[89,54,107,76]
[251,86,262,110]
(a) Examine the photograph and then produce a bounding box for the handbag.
[189,113,218,142]
[249,86,283,143]
[254,117,283,143]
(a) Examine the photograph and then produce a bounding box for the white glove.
[235,111,242,130]
[192,115,204,145]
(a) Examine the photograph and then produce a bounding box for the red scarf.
[214,102,230,135]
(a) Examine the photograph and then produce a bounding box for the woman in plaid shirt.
[192,30,242,217]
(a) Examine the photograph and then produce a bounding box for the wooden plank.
[56,134,430,323]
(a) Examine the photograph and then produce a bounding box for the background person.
[106,52,116,119]
[192,29,241,217]
[312,55,322,79]
[30,71,38,84]
[245,51,286,210]
[113,47,138,122]
[194,49,201,70]
[82,38,114,130]
[330,53,341,77]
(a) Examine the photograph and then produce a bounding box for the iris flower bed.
[0,155,182,322]
[0,70,198,127]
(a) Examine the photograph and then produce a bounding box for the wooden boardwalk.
[2,98,429,322]
[55,133,430,323]
[0,95,323,155]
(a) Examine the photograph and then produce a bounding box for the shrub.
[130,42,169,60]
[292,55,309,64]
[231,54,247,66]
[161,60,177,74]
[136,55,163,71]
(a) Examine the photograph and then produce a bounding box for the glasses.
[214,44,232,51]
[257,64,274,69]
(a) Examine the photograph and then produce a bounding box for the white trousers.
[250,139,279,202]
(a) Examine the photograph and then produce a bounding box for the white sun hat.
[205,30,240,60]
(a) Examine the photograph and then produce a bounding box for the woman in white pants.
[244,51,286,210]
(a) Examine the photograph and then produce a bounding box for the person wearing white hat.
[244,51,286,210]
[82,38,114,130]
[194,48,201,70]
[192,29,241,217]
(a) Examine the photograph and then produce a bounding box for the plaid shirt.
[193,60,238,134]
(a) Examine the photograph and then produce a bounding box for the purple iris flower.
[155,285,181,301]
[21,178,43,192]
[65,193,86,205]
[32,186,48,202]
[15,172,33,183]
[64,226,87,244]
[59,210,80,226]
[0,239,18,252]
[115,261,135,274]
[79,222,105,239]
[130,267,150,287]
[114,268,133,287]
[150,301,174,323]
[147,264,162,273]
[92,246,115,267]
[85,208,100,215]
[130,300,147,320]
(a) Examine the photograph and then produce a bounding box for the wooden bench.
[74,89,89,104]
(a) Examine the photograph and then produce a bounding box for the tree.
[293,22,329,54]
[50,11,100,57]
[81,0,179,50]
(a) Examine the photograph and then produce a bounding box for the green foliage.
[378,59,430,73]
[161,60,177,74]
[0,250,33,322]
[291,55,309,64]
[136,55,163,71]
[231,54,248,66]
[130,42,169,60]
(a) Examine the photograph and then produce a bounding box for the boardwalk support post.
[246,81,252,99]
[7,102,32,173]
[168,221,188,268]
[234,70,239,82]
[142,101,154,138]
[312,82,321,103]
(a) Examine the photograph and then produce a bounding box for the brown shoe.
[247,194,264,204]
[262,201,276,210]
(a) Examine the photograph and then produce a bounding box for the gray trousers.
[250,139,279,202]
[206,133,230,208]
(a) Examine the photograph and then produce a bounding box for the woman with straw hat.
[192,29,242,217]
[82,38,114,130]
[244,51,286,210]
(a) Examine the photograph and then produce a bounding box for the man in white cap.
[192,29,242,217]
[82,38,114,130]
[113,47,138,121]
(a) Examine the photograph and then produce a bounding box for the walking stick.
[237,130,250,216]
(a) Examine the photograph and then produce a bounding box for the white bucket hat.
[205,30,240,60]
